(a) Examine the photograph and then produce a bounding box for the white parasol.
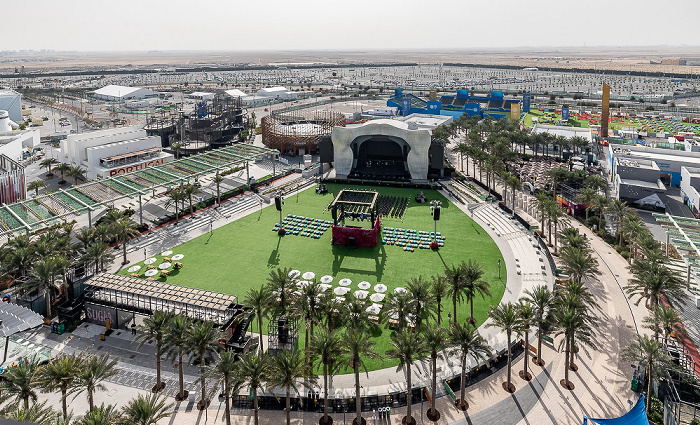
[320,275,333,284]
[144,269,158,277]
[366,304,382,315]
[161,250,173,256]
[358,281,371,290]
[339,278,352,287]
[334,287,350,296]
[172,254,184,261]
[374,284,387,293]
[394,287,407,295]
[158,262,171,270]
[288,270,301,278]
[369,293,385,303]
[144,258,157,265]
[318,284,332,292]
[302,272,316,280]
[127,265,141,273]
[354,290,369,300]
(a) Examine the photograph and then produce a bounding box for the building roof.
[93,85,144,98]
[224,89,247,98]
[189,92,214,97]
[259,86,289,94]
[0,302,44,338]
[351,118,410,130]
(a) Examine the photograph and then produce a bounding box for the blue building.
[387,89,527,121]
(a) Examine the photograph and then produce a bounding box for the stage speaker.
[348,237,356,246]
[320,137,334,163]
[429,143,444,169]
[278,318,288,344]
[433,208,440,221]
[275,196,282,211]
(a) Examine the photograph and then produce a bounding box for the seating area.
[377,195,408,218]
[510,157,566,189]
[382,227,445,252]
[274,215,332,238]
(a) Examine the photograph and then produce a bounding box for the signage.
[562,106,569,122]
[510,103,521,121]
[522,93,531,112]
[402,98,411,116]
[85,302,117,327]
[109,158,165,176]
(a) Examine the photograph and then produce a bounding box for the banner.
[510,103,521,121]
[522,93,531,112]
[562,106,569,122]
[601,83,610,137]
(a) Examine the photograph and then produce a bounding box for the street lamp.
[430,199,441,243]
[498,258,502,279]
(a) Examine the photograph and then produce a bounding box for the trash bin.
[631,378,639,392]
[56,323,65,335]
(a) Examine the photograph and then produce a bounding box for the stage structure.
[261,109,345,155]
[145,95,246,154]
[329,189,381,248]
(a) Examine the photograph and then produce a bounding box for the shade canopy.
[0,302,44,338]
[583,394,649,425]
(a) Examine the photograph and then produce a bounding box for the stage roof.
[0,302,44,338]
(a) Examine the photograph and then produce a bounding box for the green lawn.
[119,184,506,372]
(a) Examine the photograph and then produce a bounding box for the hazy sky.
[7,0,700,51]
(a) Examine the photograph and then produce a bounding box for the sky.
[6,0,700,51]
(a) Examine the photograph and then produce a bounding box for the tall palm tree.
[621,334,680,415]
[343,298,371,332]
[207,350,241,425]
[448,322,491,411]
[487,303,521,393]
[244,286,272,349]
[643,305,686,343]
[552,303,595,390]
[23,256,62,318]
[213,172,224,205]
[82,241,114,275]
[546,167,568,200]
[236,351,269,425]
[164,314,193,401]
[164,187,187,224]
[182,183,201,215]
[625,262,686,309]
[76,227,94,251]
[67,165,86,186]
[296,281,324,341]
[444,262,467,325]
[342,329,380,425]
[386,329,425,425]
[430,275,448,326]
[55,163,71,182]
[75,353,119,412]
[0,356,40,409]
[0,400,58,424]
[517,301,536,381]
[39,157,58,175]
[559,246,599,285]
[584,174,608,195]
[119,393,173,425]
[574,188,597,221]
[133,310,174,393]
[266,267,295,316]
[591,194,609,232]
[112,218,140,265]
[547,201,566,253]
[406,276,434,330]
[268,348,316,425]
[606,200,630,245]
[423,324,447,420]
[27,180,46,196]
[462,260,491,325]
[188,320,223,409]
[37,352,82,418]
[309,328,342,425]
[76,403,121,425]
[535,191,550,239]
[523,285,555,366]
[384,292,411,330]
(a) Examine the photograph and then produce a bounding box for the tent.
[583,394,649,425]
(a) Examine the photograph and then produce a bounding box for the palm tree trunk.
[547,220,552,247]
[523,330,529,379]
[598,208,603,232]
[506,334,512,391]
[253,388,259,425]
[23,395,28,410]
[564,333,570,388]
[122,240,128,264]
[460,354,466,408]
[554,220,559,255]
[156,340,163,390]
[286,386,291,425]
[585,208,589,221]
[436,298,441,326]
[200,361,206,406]
[45,287,51,318]
[258,315,264,349]
[88,389,94,412]
[569,332,575,368]
[355,360,361,424]
[452,295,457,325]
[225,380,232,425]
[537,326,543,365]
[178,350,185,399]
[61,387,68,418]
[323,365,329,424]
[431,354,437,413]
[175,204,180,224]
[470,299,474,324]
[646,360,653,415]
[406,363,413,424]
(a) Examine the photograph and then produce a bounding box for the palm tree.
[236,351,269,425]
[444,262,467,325]
[268,348,316,425]
[39,157,58,175]
[643,305,686,343]
[384,291,411,330]
[82,241,114,275]
[559,246,599,285]
[584,174,607,195]
[523,285,555,366]
[164,314,194,401]
[423,324,447,420]
[309,328,342,425]
[296,281,324,342]
[207,350,241,425]
[592,194,608,232]
[517,301,536,381]
[183,183,200,215]
[37,352,82,418]
[622,334,680,415]
[266,267,295,316]
[342,329,380,425]
[0,400,58,424]
[23,256,62,318]
[462,260,491,325]
[27,180,46,196]
[430,275,448,326]
[574,188,597,221]
[606,200,630,245]
[406,276,433,330]
[188,320,223,409]
[487,303,521,393]
[76,227,94,250]
[55,163,71,182]
[76,403,121,425]
[552,302,595,390]
[67,165,86,186]
[171,142,182,160]
[119,393,173,425]
[164,187,187,224]
[213,172,224,205]
[546,167,568,200]
[112,218,140,265]
[343,298,371,332]
[0,356,40,409]
[133,310,174,393]
[448,322,491,411]
[386,329,425,425]
[75,353,119,412]
[547,201,566,254]
[244,286,272,349]
[535,191,550,239]
[625,262,686,309]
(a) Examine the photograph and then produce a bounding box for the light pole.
[498,258,502,279]
[430,199,441,243]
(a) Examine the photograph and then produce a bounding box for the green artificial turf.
[119,184,506,373]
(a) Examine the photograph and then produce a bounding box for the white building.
[681,166,700,216]
[397,113,453,131]
[0,90,22,123]
[188,92,215,101]
[0,129,40,163]
[124,98,163,110]
[224,89,247,99]
[256,86,297,100]
[58,127,172,179]
[93,85,154,102]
